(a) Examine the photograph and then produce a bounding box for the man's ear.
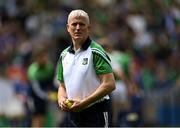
[67,24,69,32]
[88,25,91,31]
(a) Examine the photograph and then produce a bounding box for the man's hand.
[58,98,84,112]
[58,97,70,111]
[69,100,85,112]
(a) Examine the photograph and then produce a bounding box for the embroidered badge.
[82,58,88,65]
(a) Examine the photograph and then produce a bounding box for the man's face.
[67,16,90,42]
[37,52,48,66]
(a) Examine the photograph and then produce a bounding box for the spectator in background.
[27,47,55,127]
[98,38,130,125]
[99,37,143,127]
[6,57,31,127]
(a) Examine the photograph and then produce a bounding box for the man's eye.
[72,23,77,26]
[71,23,86,27]
[79,23,85,26]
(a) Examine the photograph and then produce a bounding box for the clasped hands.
[58,97,84,112]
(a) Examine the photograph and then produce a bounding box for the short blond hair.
[67,9,90,25]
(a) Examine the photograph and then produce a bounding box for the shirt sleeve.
[93,51,113,75]
[27,63,37,80]
[57,55,64,83]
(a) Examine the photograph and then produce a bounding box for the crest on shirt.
[82,58,88,65]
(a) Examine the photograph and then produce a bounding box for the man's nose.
[75,24,80,29]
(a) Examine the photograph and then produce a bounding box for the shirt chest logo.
[82,58,88,65]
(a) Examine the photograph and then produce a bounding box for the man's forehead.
[70,16,87,20]
[69,16,88,23]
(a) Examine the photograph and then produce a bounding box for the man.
[57,9,116,127]
[28,48,54,127]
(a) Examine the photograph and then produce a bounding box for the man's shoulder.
[28,62,38,70]
[27,62,38,80]
[61,46,70,55]
[62,46,70,53]
[90,40,105,52]
[58,46,70,61]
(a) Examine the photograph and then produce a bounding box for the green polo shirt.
[57,38,112,101]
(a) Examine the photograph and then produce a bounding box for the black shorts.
[67,100,112,127]
[31,94,47,115]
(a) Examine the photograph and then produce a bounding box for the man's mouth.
[74,33,82,36]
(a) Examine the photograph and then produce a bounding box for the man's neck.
[72,39,86,51]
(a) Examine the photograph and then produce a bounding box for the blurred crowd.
[0,0,179,127]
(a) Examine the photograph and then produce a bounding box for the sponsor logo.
[82,58,88,65]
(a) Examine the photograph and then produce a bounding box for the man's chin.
[74,37,83,41]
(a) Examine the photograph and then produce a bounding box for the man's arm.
[82,73,116,105]
[70,73,115,111]
[58,83,69,111]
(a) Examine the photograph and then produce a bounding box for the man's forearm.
[81,73,115,107]
[58,84,67,100]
